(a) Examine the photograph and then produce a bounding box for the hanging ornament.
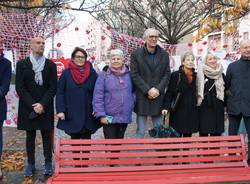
[0,38,5,43]
[101,35,106,40]
[202,41,207,45]
[212,48,216,51]
[223,44,228,48]
[106,25,112,30]
[187,43,192,47]
[57,43,61,47]
[75,27,79,31]
[55,29,60,33]
[86,30,90,34]
[11,43,17,48]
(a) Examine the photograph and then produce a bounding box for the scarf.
[197,63,224,106]
[29,53,46,86]
[69,61,90,85]
[109,64,127,84]
[183,67,193,83]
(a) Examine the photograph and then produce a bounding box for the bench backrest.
[54,135,248,174]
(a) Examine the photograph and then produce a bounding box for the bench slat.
[57,148,243,159]
[58,141,242,151]
[59,136,242,145]
[58,155,243,166]
[48,168,250,183]
[58,162,245,173]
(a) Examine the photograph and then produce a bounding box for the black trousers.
[26,130,52,165]
[70,132,92,139]
[103,123,128,139]
[200,133,221,136]
[228,113,250,161]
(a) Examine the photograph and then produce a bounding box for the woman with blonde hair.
[197,52,226,136]
[162,51,199,137]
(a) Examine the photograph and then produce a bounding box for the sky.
[44,1,94,58]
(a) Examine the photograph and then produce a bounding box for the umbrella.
[148,114,180,138]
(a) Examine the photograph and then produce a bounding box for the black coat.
[15,58,57,130]
[0,57,11,122]
[199,75,226,134]
[164,68,199,134]
[130,45,171,116]
[56,67,101,134]
[226,58,250,116]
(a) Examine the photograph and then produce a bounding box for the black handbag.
[170,73,181,112]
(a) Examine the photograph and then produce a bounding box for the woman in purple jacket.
[93,49,135,139]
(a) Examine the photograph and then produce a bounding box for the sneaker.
[44,162,53,176]
[24,164,36,177]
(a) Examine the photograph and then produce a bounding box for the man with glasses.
[130,28,171,138]
[15,37,57,177]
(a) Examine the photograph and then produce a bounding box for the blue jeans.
[228,114,250,161]
[238,118,247,135]
[136,115,162,138]
[0,121,3,159]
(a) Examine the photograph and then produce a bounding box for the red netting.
[110,30,193,65]
[0,12,72,62]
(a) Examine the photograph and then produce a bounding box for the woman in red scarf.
[56,47,101,140]
[162,52,199,137]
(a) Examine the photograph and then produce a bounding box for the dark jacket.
[93,68,135,124]
[0,57,12,122]
[226,58,250,116]
[56,65,101,134]
[130,45,171,116]
[199,75,226,134]
[15,58,57,130]
[164,67,199,134]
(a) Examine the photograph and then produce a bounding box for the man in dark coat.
[15,37,57,176]
[130,28,171,138]
[226,39,250,164]
[0,52,11,179]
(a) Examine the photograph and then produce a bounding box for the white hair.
[143,28,159,40]
[110,49,124,59]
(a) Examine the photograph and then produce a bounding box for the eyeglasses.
[74,55,85,60]
[36,41,45,45]
[148,35,159,39]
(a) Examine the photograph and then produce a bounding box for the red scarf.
[183,67,193,83]
[69,61,91,85]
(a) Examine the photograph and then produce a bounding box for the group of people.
[0,27,250,179]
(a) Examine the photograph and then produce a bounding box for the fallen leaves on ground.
[1,150,25,172]
[22,177,33,184]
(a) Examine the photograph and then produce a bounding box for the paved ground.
[0,114,249,184]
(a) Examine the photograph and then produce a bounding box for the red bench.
[47,135,250,184]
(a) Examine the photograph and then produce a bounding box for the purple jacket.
[93,68,135,124]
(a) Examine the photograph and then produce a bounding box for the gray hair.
[110,49,124,59]
[181,51,195,64]
[143,28,159,40]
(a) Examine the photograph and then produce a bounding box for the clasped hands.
[32,103,44,114]
[148,87,160,99]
